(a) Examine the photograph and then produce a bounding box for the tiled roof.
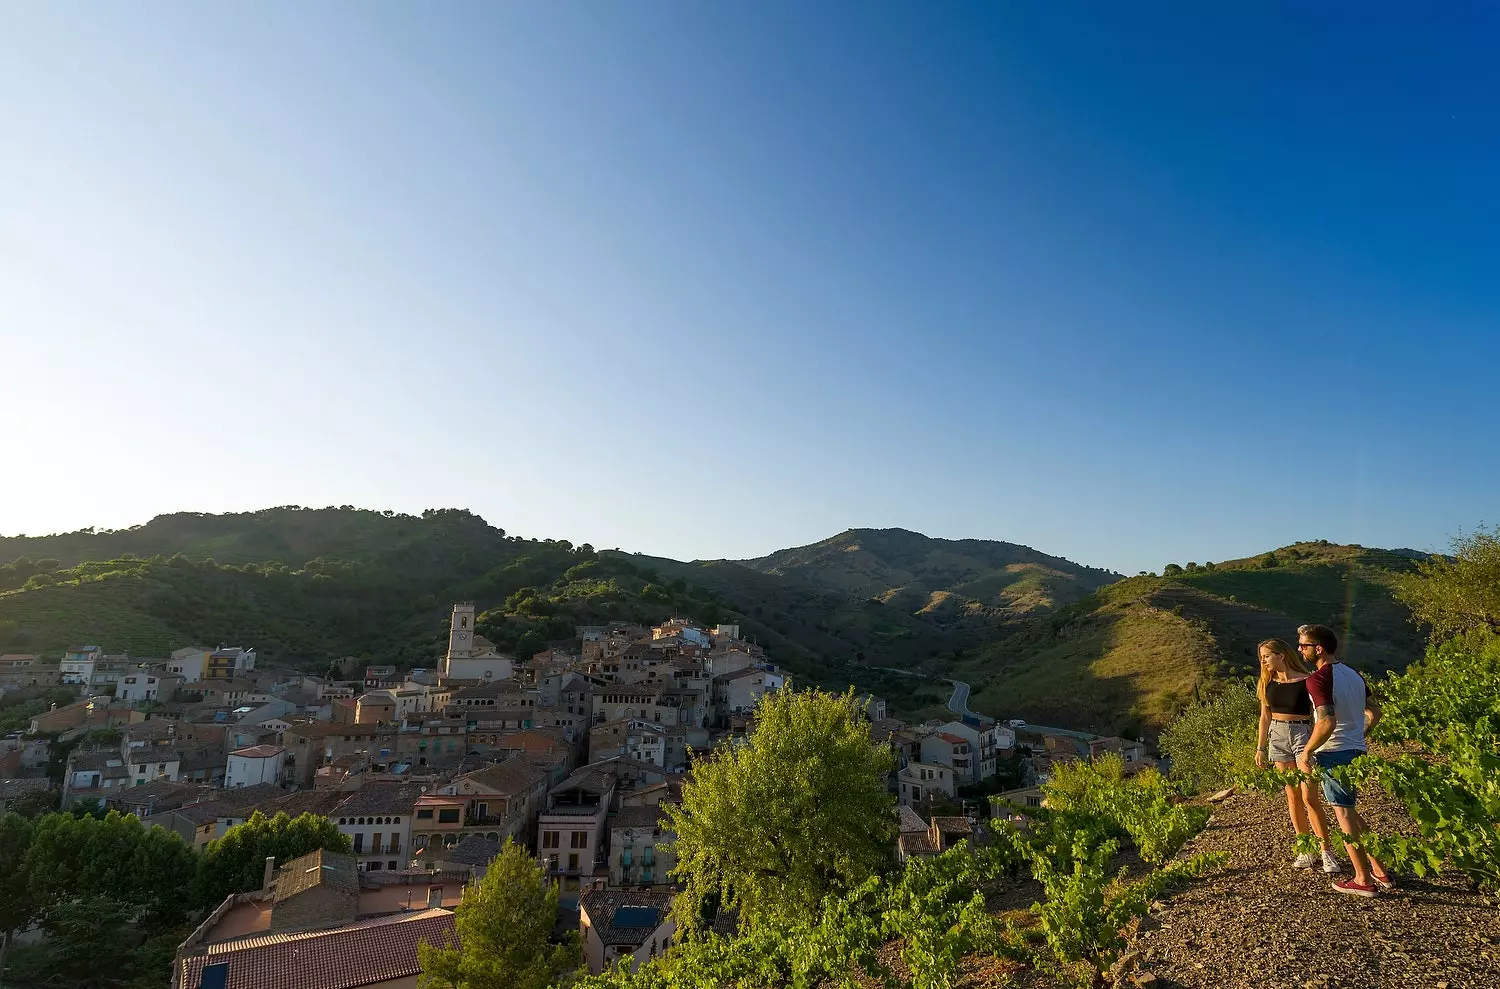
[273,849,359,902]
[231,744,285,759]
[214,782,286,808]
[934,733,968,745]
[0,778,51,802]
[124,720,179,741]
[896,805,928,834]
[552,764,619,796]
[451,680,522,699]
[444,834,502,866]
[179,907,455,989]
[333,782,425,817]
[611,805,667,832]
[268,789,351,818]
[110,780,200,806]
[901,831,938,855]
[581,889,674,946]
[452,759,549,795]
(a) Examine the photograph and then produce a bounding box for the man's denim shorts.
[1315,748,1364,808]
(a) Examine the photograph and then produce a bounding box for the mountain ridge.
[0,508,1426,733]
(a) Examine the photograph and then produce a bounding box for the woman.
[1255,638,1339,873]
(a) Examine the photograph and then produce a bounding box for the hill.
[740,527,1121,614]
[953,541,1425,735]
[0,511,1429,731]
[0,507,812,675]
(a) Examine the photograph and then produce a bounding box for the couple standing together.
[1255,623,1394,898]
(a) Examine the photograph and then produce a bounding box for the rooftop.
[450,759,549,795]
[581,889,674,946]
[443,834,502,867]
[230,744,285,759]
[333,782,426,818]
[273,849,360,903]
[611,805,669,832]
[180,907,456,989]
[0,778,51,802]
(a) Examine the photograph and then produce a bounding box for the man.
[1295,623,1393,897]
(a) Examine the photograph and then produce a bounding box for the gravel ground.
[1121,787,1500,989]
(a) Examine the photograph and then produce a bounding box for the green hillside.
[0,508,812,675]
[740,527,1120,613]
[956,541,1426,736]
[0,511,1432,733]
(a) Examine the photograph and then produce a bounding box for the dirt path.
[1121,787,1500,989]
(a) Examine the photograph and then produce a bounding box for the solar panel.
[613,906,660,928]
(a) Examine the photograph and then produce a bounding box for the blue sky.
[2,3,1495,575]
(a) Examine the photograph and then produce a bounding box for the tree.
[0,812,36,945]
[1162,564,1183,576]
[417,839,579,989]
[20,810,197,930]
[198,811,351,906]
[1396,526,1500,638]
[665,688,896,933]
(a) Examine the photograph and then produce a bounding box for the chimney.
[262,855,277,892]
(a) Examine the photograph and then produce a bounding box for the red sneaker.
[1332,877,1377,898]
[1371,873,1396,891]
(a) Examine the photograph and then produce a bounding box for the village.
[0,605,1152,988]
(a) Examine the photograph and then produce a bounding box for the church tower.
[446,602,475,676]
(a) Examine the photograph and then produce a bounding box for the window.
[571,831,588,849]
[437,808,460,824]
[368,861,382,871]
[372,833,383,853]
[542,831,560,849]
[389,835,401,854]
[567,853,579,871]
[417,808,434,820]
[388,860,398,870]
[353,833,364,853]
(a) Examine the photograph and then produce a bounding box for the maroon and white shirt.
[1305,662,1369,754]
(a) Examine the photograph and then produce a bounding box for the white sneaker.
[1292,853,1317,869]
[1322,850,1341,874]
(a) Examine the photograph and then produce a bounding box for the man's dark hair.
[1300,623,1338,655]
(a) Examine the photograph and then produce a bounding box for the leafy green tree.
[665,688,895,932]
[1157,680,1259,794]
[1162,563,1183,576]
[197,811,351,906]
[417,839,579,989]
[0,812,36,946]
[1396,526,1500,638]
[21,810,197,930]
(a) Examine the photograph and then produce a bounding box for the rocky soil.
[1119,787,1500,989]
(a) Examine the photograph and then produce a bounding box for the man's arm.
[1364,696,1381,733]
[1299,707,1336,772]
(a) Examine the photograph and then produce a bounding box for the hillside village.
[0,604,1151,988]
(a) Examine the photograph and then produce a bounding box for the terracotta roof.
[580,889,674,946]
[551,763,618,797]
[934,733,968,746]
[179,907,456,989]
[333,782,425,818]
[273,849,359,902]
[901,831,938,855]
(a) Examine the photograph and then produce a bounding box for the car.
[1007,719,1027,728]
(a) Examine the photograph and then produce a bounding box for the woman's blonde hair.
[1257,638,1310,704]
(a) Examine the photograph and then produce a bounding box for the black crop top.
[1265,678,1312,716]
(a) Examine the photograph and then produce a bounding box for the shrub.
[1157,680,1259,795]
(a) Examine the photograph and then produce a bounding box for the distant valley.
[0,509,1427,736]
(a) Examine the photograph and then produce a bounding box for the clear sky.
[2,3,1496,575]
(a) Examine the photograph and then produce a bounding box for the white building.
[117,670,185,704]
[331,782,424,873]
[443,603,515,682]
[580,889,676,976]
[934,719,1015,784]
[126,746,182,784]
[60,645,102,685]
[167,647,211,682]
[225,745,285,788]
[897,761,956,807]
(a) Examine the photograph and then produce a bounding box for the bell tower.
[446,602,476,675]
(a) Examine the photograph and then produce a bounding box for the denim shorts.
[1267,720,1312,763]
[1314,748,1364,808]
